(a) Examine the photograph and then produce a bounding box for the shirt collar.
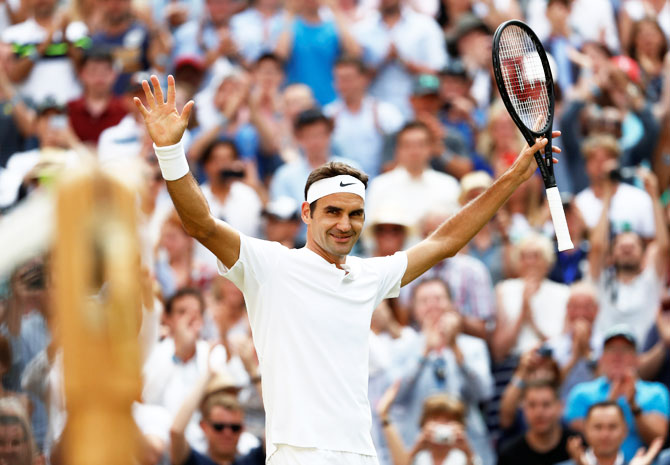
[584,448,624,465]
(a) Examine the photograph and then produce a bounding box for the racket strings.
[498,25,550,132]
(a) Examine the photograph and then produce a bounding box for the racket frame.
[492,19,557,189]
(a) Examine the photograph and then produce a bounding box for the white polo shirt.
[218,235,408,459]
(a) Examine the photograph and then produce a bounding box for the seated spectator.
[0,397,37,465]
[0,98,83,209]
[546,281,601,401]
[565,402,664,465]
[324,56,404,177]
[0,334,30,414]
[67,46,127,146]
[1,0,87,105]
[391,278,494,465]
[638,295,670,398]
[498,380,573,465]
[275,0,361,105]
[260,197,303,249]
[564,325,670,462]
[575,135,657,238]
[170,368,264,465]
[398,207,495,339]
[379,390,482,465]
[365,121,460,244]
[490,233,569,363]
[587,169,668,344]
[91,0,162,94]
[353,0,447,118]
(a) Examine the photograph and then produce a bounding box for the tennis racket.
[492,20,574,251]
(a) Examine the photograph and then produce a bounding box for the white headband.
[306,175,366,204]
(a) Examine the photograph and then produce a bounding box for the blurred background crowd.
[1,0,670,463]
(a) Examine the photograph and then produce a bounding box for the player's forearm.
[433,170,520,259]
[166,174,217,241]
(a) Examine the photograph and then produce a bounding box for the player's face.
[303,193,365,261]
[522,387,561,435]
[585,407,627,458]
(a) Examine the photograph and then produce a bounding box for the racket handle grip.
[546,186,574,252]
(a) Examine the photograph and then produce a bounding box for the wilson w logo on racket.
[492,20,574,252]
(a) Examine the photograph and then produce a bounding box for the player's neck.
[305,239,347,268]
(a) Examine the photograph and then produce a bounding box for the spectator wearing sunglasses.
[170,368,265,465]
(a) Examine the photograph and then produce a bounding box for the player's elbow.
[182,215,217,242]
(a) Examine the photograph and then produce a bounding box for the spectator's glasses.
[209,422,243,433]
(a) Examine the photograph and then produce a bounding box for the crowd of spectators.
[1,0,670,463]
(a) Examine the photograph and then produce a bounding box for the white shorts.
[268,445,380,465]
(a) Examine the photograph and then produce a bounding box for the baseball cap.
[610,55,641,84]
[412,74,440,96]
[263,196,300,221]
[602,324,637,349]
[127,71,152,93]
[174,54,206,72]
[439,60,468,79]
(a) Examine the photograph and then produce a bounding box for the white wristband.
[153,141,190,181]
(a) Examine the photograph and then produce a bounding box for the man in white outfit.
[134,74,561,465]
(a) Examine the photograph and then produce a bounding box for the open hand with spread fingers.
[134,74,194,147]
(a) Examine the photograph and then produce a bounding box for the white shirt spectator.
[219,235,408,459]
[591,266,665,346]
[527,0,619,53]
[1,20,86,104]
[496,278,569,355]
[324,96,404,177]
[366,167,460,244]
[354,8,447,118]
[142,339,249,453]
[575,183,655,239]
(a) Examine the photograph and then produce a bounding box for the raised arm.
[134,75,240,269]
[402,133,560,286]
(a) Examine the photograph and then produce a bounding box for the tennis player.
[135,75,561,465]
